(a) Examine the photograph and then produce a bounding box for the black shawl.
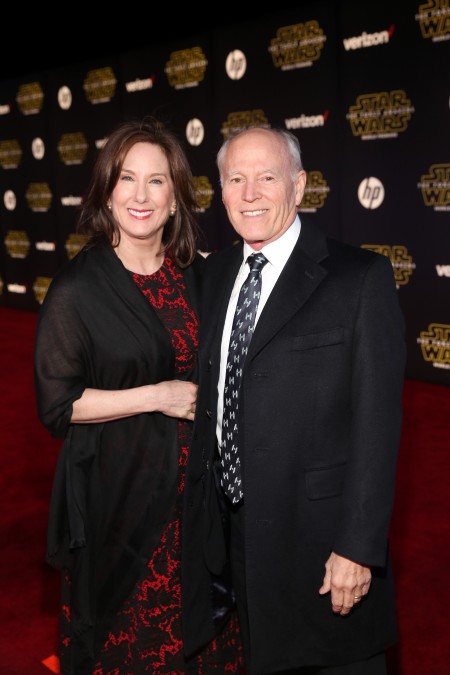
[34,243,203,669]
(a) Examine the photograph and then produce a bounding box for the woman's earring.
[107,200,112,210]
[169,203,177,217]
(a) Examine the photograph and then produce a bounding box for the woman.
[34,118,243,674]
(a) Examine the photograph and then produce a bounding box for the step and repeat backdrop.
[0,0,449,385]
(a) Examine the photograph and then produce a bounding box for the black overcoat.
[182,218,406,674]
[34,243,203,670]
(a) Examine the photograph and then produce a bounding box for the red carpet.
[0,306,449,674]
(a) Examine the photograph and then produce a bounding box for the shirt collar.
[243,214,301,271]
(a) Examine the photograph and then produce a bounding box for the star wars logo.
[361,244,415,288]
[16,82,44,115]
[415,1,450,42]
[57,132,88,165]
[25,183,52,212]
[417,163,450,211]
[165,47,208,89]
[417,323,450,369]
[65,234,89,260]
[193,176,214,212]
[0,139,22,169]
[83,67,117,104]
[300,171,330,212]
[221,110,270,140]
[269,21,326,70]
[346,90,414,139]
[4,230,30,259]
[33,276,52,304]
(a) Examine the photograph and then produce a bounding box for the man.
[182,127,406,674]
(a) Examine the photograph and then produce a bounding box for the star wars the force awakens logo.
[0,139,22,169]
[33,276,52,305]
[57,132,89,165]
[83,68,117,104]
[16,82,44,115]
[221,110,270,140]
[361,244,416,288]
[300,171,330,212]
[193,176,214,213]
[417,163,450,211]
[269,20,326,70]
[26,183,52,212]
[415,1,450,42]
[417,323,450,369]
[165,47,208,89]
[4,230,31,258]
[65,234,89,260]
[346,90,414,140]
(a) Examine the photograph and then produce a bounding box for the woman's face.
[111,141,176,246]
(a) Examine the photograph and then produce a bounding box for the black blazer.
[182,218,406,673]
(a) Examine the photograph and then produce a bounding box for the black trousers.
[223,492,387,675]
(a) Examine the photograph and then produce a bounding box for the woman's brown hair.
[77,117,201,266]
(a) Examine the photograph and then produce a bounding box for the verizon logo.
[436,265,450,277]
[343,25,395,51]
[285,112,329,129]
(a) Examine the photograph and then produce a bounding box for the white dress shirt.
[216,216,301,450]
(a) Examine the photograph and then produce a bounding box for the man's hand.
[319,551,372,615]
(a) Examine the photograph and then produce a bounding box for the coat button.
[206,408,212,418]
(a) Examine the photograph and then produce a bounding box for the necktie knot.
[247,252,268,274]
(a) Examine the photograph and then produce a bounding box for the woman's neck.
[114,240,165,275]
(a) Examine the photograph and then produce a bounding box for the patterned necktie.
[220,252,268,503]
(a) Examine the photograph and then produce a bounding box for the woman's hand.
[71,380,198,424]
[153,380,198,420]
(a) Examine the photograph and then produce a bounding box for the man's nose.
[242,180,260,201]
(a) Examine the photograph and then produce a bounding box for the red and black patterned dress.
[75,256,241,674]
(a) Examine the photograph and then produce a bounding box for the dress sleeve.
[34,265,87,438]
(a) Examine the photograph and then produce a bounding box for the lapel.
[248,217,330,361]
[204,244,243,385]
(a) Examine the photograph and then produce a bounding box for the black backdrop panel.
[211,2,340,246]
[118,35,219,249]
[0,2,449,384]
[337,0,450,384]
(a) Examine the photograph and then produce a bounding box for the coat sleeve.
[34,262,87,438]
[333,252,406,567]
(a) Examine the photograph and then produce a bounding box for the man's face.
[221,129,306,250]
